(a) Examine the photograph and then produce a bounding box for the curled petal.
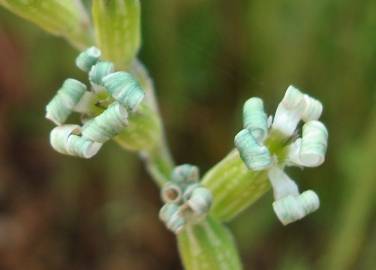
[89,61,114,87]
[187,187,212,216]
[273,190,319,225]
[50,124,80,155]
[81,102,128,143]
[272,195,305,225]
[159,203,186,234]
[272,86,305,136]
[161,182,183,204]
[234,129,272,171]
[102,71,145,111]
[243,97,268,143]
[182,183,201,202]
[300,120,328,167]
[50,125,101,158]
[301,94,323,122]
[46,79,87,125]
[267,166,299,200]
[280,85,305,110]
[300,190,320,214]
[272,85,323,137]
[75,47,101,72]
[286,138,304,166]
[172,164,200,184]
[73,91,97,114]
[66,135,102,158]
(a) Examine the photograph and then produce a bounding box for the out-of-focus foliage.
[0,0,375,269]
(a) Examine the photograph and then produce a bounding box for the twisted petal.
[89,61,114,87]
[75,47,101,72]
[182,183,201,202]
[301,95,323,122]
[286,138,303,166]
[172,164,200,184]
[272,195,305,225]
[272,85,305,136]
[50,125,102,158]
[81,102,128,143]
[102,71,145,111]
[234,129,272,171]
[267,166,299,200]
[46,79,87,125]
[300,120,328,167]
[243,97,268,143]
[273,190,319,225]
[300,190,320,214]
[161,182,183,204]
[159,203,186,234]
[73,91,97,114]
[187,187,212,216]
[66,135,102,158]
[272,85,323,137]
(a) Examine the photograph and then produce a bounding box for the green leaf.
[0,0,92,49]
[92,0,141,69]
[177,216,243,270]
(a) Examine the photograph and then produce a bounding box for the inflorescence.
[159,164,213,234]
[235,86,328,225]
[45,47,145,158]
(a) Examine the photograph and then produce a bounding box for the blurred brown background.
[0,0,375,269]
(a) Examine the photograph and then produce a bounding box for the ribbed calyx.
[177,216,242,270]
[92,0,141,69]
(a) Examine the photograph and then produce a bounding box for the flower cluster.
[45,47,145,158]
[235,86,328,225]
[159,164,213,234]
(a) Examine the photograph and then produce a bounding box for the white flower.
[235,85,328,225]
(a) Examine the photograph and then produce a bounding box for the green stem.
[130,60,175,186]
[140,142,174,187]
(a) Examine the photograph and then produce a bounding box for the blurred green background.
[0,0,375,269]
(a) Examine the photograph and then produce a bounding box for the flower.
[159,164,213,234]
[234,85,328,225]
[45,47,146,158]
